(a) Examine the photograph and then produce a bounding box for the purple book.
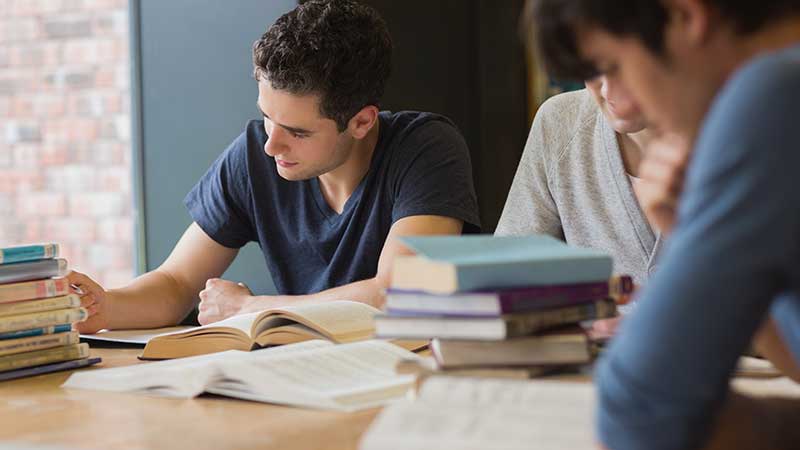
[386,276,632,316]
[0,357,101,382]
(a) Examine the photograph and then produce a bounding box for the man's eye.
[292,132,309,139]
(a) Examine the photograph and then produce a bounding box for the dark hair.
[253,0,392,131]
[525,0,800,81]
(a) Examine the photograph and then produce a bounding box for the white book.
[359,376,596,450]
[62,339,420,411]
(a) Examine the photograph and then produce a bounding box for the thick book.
[0,356,101,382]
[0,323,72,340]
[0,258,68,285]
[0,243,59,265]
[0,294,81,317]
[64,340,418,412]
[140,300,381,360]
[375,299,617,340]
[392,235,612,293]
[0,342,89,372]
[386,276,632,316]
[0,308,87,334]
[430,328,592,368]
[359,377,595,450]
[0,330,80,357]
[0,277,71,304]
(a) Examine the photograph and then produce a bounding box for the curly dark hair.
[253,0,392,131]
[524,0,800,81]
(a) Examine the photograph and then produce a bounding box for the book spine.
[0,330,80,357]
[457,256,613,291]
[0,258,68,285]
[0,278,71,304]
[0,244,59,265]
[0,356,101,382]
[0,294,81,317]
[499,276,633,313]
[0,323,73,340]
[504,300,617,337]
[0,308,87,334]
[0,343,89,372]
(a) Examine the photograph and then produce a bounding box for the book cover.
[0,258,68,285]
[392,235,612,293]
[0,277,71,304]
[0,356,100,382]
[386,276,633,316]
[0,323,73,340]
[0,308,87,334]
[0,330,80,357]
[0,243,59,265]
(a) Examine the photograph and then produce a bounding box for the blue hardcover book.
[0,357,101,382]
[0,243,59,265]
[0,324,72,340]
[392,235,613,293]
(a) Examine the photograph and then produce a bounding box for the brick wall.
[0,0,134,288]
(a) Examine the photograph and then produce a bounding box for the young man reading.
[70,0,480,332]
[529,0,800,449]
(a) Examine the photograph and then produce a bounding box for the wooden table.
[0,348,379,450]
[1,348,798,450]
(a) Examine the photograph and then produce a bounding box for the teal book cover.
[0,244,59,265]
[399,235,612,290]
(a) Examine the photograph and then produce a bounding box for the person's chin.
[612,118,646,135]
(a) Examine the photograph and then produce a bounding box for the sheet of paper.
[359,376,596,450]
[80,326,194,345]
[208,340,419,411]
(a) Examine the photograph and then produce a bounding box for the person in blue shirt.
[527,0,800,449]
[69,0,480,332]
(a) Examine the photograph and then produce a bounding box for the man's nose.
[264,127,288,157]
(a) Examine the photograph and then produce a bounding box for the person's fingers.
[79,293,96,308]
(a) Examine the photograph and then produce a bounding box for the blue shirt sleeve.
[184,127,257,248]
[596,49,800,450]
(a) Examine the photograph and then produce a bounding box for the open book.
[359,376,595,450]
[139,300,380,359]
[63,339,420,412]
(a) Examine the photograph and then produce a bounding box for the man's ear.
[664,0,714,48]
[346,105,379,140]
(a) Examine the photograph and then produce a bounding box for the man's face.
[577,18,724,139]
[584,75,647,134]
[256,81,353,181]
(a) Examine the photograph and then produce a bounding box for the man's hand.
[197,278,259,325]
[638,134,692,234]
[66,270,110,334]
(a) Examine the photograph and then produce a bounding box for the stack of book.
[0,243,96,381]
[375,235,633,378]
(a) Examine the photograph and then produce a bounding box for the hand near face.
[197,278,255,325]
[638,134,692,234]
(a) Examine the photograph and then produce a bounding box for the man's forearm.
[107,270,198,329]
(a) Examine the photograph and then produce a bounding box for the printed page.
[61,341,332,397]
[208,340,419,411]
[80,326,193,345]
[253,301,379,342]
[155,311,261,338]
[360,377,596,450]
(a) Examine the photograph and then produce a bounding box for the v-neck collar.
[598,114,659,265]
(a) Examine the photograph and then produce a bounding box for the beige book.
[0,307,88,334]
[0,343,89,372]
[0,294,81,317]
[65,340,420,411]
[0,277,71,304]
[141,300,381,360]
[0,330,80,357]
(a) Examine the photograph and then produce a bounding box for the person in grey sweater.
[496,76,660,288]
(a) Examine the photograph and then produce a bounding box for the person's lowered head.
[69,0,479,333]
[529,0,800,449]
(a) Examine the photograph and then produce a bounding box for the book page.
[253,301,379,342]
[359,377,596,450]
[208,340,419,411]
[62,340,334,396]
[155,311,262,339]
[81,326,193,345]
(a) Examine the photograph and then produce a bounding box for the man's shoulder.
[535,89,599,135]
[379,111,464,146]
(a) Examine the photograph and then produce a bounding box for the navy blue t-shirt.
[184,111,480,295]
